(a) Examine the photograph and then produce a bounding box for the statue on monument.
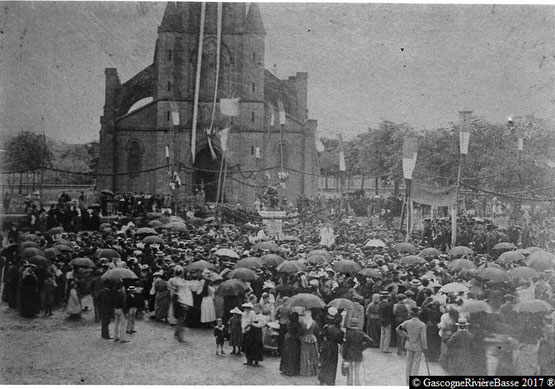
[263,183,280,210]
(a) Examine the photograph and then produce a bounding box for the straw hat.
[230,307,243,315]
[241,302,254,309]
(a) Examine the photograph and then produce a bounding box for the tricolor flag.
[205,128,217,160]
[402,137,418,179]
[277,101,286,125]
[219,127,231,153]
[337,134,346,171]
[220,98,240,117]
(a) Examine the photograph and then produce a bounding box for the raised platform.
[258,210,287,238]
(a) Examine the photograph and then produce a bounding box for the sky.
[1,1,554,144]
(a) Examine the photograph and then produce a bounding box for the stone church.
[96,2,319,207]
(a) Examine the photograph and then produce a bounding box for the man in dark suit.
[98,279,114,339]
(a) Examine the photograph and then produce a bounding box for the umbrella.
[513,299,553,313]
[228,268,258,281]
[48,227,64,235]
[101,268,138,281]
[20,247,45,258]
[307,250,333,260]
[142,236,165,244]
[53,239,72,246]
[186,260,215,271]
[216,279,248,296]
[306,254,330,265]
[94,248,121,260]
[438,282,470,294]
[328,298,354,311]
[449,259,477,271]
[525,247,544,253]
[234,257,264,269]
[276,260,305,274]
[136,227,157,236]
[54,244,73,253]
[147,220,164,228]
[526,251,555,271]
[493,242,518,251]
[253,242,280,252]
[283,293,325,309]
[19,241,40,250]
[459,268,479,279]
[19,234,39,242]
[333,259,362,273]
[399,255,426,266]
[214,248,240,259]
[43,247,61,260]
[101,189,115,196]
[171,225,188,233]
[461,300,492,313]
[365,239,386,248]
[1,244,19,258]
[420,247,440,258]
[394,243,417,254]
[69,257,96,268]
[274,284,298,297]
[497,251,525,265]
[359,268,383,279]
[449,246,474,258]
[478,267,510,283]
[508,267,539,280]
[26,255,51,269]
[163,221,187,230]
[260,254,284,267]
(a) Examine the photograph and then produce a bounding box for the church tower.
[97,3,318,206]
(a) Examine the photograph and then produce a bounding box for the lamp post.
[452,111,472,247]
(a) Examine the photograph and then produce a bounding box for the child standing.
[214,318,226,355]
[228,307,243,355]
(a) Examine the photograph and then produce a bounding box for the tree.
[4,131,52,172]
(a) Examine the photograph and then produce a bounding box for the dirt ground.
[0,295,446,385]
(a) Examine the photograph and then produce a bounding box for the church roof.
[245,3,265,34]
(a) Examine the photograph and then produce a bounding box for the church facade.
[96,2,319,207]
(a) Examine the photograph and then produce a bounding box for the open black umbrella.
[101,189,115,196]
[69,257,96,268]
[101,268,138,281]
[216,279,248,296]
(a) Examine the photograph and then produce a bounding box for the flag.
[170,102,180,126]
[220,98,240,116]
[337,134,346,171]
[170,171,181,189]
[402,137,418,179]
[277,101,286,125]
[205,128,217,160]
[219,127,230,152]
[315,137,325,153]
[459,111,472,155]
[255,147,260,159]
[269,104,275,126]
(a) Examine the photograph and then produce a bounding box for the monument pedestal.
[259,210,287,239]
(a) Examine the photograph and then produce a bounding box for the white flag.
[220,98,240,116]
[255,147,260,159]
[219,127,231,152]
[170,102,180,125]
[269,104,275,126]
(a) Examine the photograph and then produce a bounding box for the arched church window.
[127,139,143,179]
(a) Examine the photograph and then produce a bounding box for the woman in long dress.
[280,312,302,376]
[153,273,170,322]
[20,265,39,318]
[66,280,82,319]
[199,280,216,326]
[317,309,344,385]
[299,309,319,376]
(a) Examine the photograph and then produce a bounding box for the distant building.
[96,2,319,206]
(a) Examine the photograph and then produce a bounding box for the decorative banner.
[191,2,206,163]
[219,127,230,152]
[205,128,217,160]
[255,147,260,159]
[337,134,346,171]
[277,101,286,125]
[402,137,418,179]
[518,138,524,151]
[411,182,458,207]
[220,98,240,116]
[459,111,472,155]
[165,145,170,159]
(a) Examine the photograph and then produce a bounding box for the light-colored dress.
[200,286,217,323]
[66,288,82,317]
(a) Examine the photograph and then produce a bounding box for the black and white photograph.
[1,1,555,385]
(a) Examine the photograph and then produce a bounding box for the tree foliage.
[4,131,52,172]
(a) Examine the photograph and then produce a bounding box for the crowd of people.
[1,193,555,384]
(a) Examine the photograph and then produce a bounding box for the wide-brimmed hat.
[456,317,469,326]
[262,280,276,290]
[127,286,136,292]
[267,322,280,330]
[241,302,254,309]
[230,307,243,315]
[153,270,164,277]
[327,307,338,316]
[410,279,422,287]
